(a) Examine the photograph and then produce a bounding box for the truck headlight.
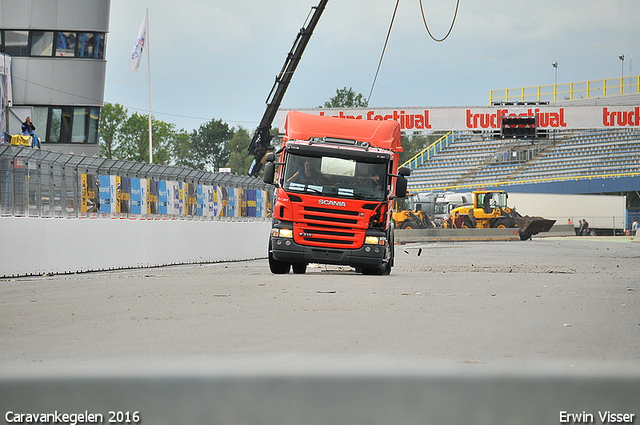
[365,236,387,245]
[272,228,293,238]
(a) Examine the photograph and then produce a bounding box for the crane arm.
[248,0,328,177]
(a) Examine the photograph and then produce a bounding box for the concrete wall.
[508,193,626,230]
[395,224,575,243]
[0,218,272,277]
[1,220,582,277]
[2,359,639,425]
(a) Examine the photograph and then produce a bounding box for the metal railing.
[490,76,640,104]
[400,131,457,170]
[409,170,640,193]
[0,144,273,220]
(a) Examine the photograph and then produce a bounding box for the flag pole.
[146,8,153,164]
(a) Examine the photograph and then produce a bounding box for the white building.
[0,0,110,156]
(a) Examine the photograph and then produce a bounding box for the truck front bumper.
[270,236,389,269]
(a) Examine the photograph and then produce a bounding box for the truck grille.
[295,206,363,247]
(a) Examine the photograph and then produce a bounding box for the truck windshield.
[434,203,448,215]
[283,153,387,201]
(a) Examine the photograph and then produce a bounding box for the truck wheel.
[362,266,385,275]
[401,220,418,229]
[382,233,394,275]
[492,219,510,229]
[382,255,392,275]
[462,219,474,229]
[268,240,291,274]
[292,263,307,274]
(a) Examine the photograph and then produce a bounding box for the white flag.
[129,13,147,72]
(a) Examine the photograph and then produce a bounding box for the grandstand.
[404,78,640,196]
[407,127,640,193]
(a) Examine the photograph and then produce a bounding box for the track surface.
[1,238,639,373]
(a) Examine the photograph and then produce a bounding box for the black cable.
[419,0,460,42]
[368,0,401,103]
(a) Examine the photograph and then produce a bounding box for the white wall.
[0,218,272,277]
[508,193,626,230]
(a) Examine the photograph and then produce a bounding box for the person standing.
[21,117,35,136]
[21,117,39,148]
[582,219,590,236]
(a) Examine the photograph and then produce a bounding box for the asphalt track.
[1,237,638,369]
[1,237,639,424]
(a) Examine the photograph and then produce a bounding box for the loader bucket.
[516,216,556,239]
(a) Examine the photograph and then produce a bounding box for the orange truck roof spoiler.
[284,111,403,153]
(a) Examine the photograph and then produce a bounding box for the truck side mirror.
[262,152,277,184]
[396,175,408,198]
[263,162,275,185]
[398,166,411,177]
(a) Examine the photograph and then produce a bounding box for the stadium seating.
[407,128,640,191]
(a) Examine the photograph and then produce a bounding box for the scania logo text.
[319,199,346,207]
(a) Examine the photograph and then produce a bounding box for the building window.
[30,106,99,145]
[4,30,29,56]
[31,31,55,56]
[49,107,73,142]
[0,30,106,59]
[72,108,88,143]
[88,107,100,144]
[94,34,106,59]
[56,32,76,57]
[76,32,105,59]
[32,107,49,138]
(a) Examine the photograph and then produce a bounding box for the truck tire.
[492,219,510,229]
[382,246,393,275]
[382,229,394,275]
[269,240,291,274]
[362,265,385,275]
[292,263,307,274]
[401,220,418,229]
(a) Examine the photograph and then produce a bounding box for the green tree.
[171,130,195,168]
[99,102,128,159]
[323,87,368,108]
[226,126,253,175]
[399,132,445,165]
[190,118,232,172]
[115,112,174,164]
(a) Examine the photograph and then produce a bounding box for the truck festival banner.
[279,105,640,132]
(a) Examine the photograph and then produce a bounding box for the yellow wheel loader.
[446,190,555,240]
[393,194,435,229]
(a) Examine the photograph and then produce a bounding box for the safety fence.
[400,131,457,170]
[490,75,640,104]
[0,144,273,220]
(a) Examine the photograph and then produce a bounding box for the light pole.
[552,62,558,101]
[619,55,625,94]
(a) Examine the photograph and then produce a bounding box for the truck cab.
[263,111,409,275]
[434,191,473,227]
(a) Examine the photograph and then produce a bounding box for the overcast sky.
[104,0,640,133]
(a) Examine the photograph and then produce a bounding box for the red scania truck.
[263,111,410,275]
